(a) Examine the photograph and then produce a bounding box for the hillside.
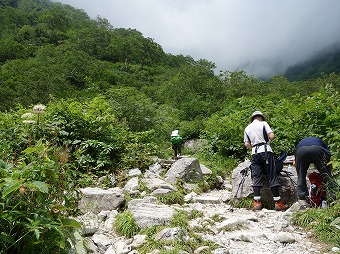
[0,1,339,253]
[284,42,340,81]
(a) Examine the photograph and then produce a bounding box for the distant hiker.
[171,129,183,159]
[293,136,336,208]
[244,111,288,211]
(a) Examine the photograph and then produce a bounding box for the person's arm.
[268,132,274,141]
[244,130,252,149]
[244,141,252,149]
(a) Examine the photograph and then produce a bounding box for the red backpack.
[309,172,326,207]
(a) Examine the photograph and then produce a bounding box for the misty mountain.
[284,42,340,81]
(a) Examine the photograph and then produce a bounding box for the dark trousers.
[172,143,181,157]
[295,145,334,199]
[251,152,280,197]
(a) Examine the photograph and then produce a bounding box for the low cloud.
[55,0,340,78]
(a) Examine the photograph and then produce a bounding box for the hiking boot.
[275,199,288,211]
[254,200,262,210]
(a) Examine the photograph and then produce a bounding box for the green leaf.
[30,181,49,194]
[2,181,22,198]
[23,145,44,155]
[0,232,15,244]
[34,228,40,240]
[60,218,81,229]
[0,160,12,170]
[73,231,84,254]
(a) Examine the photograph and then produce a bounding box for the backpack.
[275,150,287,175]
[309,171,326,207]
[171,135,182,145]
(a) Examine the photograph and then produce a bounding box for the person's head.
[250,111,266,122]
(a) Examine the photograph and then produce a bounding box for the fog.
[53,0,340,78]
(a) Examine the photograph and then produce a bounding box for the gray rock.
[124,177,139,192]
[128,198,175,229]
[76,212,100,236]
[151,188,173,196]
[155,227,187,241]
[148,163,167,175]
[273,231,296,243]
[200,164,212,175]
[130,234,147,248]
[78,187,125,213]
[142,177,175,191]
[128,168,142,177]
[114,241,131,254]
[165,157,203,184]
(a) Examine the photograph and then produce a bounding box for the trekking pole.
[229,166,250,212]
[280,170,297,185]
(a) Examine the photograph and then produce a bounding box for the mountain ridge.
[284,41,340,81]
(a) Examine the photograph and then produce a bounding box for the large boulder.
[78,187,125,213]
[165,157,203,184]
[128,196,175,229]
[231,160,298,205]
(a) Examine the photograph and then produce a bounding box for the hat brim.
[251,114,265,122]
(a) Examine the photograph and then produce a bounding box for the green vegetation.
[114,211,139,238]
[292,202,340,246]
[0,0,339,252]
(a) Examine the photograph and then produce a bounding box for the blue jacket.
[296,136,329,151]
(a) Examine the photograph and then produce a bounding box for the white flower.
[32,104,46,114]
[21,112,35,119]
[23,120,36,124]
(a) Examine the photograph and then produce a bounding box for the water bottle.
[287,164,292,172]
[310,184,317,195]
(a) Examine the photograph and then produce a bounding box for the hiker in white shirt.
[244,111,288,211]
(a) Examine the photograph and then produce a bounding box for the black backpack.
[275,150,287,175]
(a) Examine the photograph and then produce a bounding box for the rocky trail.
[180,189,332,254]
[75,157,338,254]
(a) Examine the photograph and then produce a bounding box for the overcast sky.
[53,0,340,78]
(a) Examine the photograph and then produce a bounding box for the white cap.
[251,111,265,122]
[171,130,179,136]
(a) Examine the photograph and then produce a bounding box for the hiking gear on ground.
[229,166,250,212]
[251,111,266,122]
[309,171,326,207]
[254,200,262,210]
[274,199,288,211]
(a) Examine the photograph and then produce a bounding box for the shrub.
[0,145,81,253]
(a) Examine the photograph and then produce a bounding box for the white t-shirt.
[244,119,273,154]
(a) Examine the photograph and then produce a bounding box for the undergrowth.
[291,202,340,247]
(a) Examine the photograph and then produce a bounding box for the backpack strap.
[263,125,269,143]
